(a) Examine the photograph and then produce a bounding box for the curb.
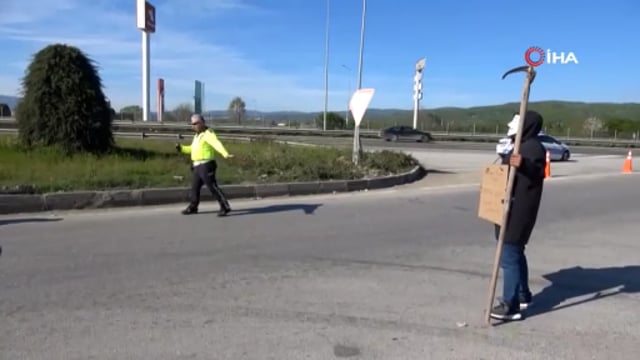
[0,165,427,215]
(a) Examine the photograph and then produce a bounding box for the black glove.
[175,143,181,152]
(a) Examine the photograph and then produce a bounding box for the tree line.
[116,97,248,124]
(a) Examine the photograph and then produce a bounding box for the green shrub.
[361,150,418,174]
[15,43,114,155]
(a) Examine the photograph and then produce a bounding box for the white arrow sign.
[349,88,375,127]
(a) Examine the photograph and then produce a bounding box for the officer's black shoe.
[218,207,231,217]
[181,207,198,215]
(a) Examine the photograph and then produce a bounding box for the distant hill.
[202,110,313,123]
[225,101,640,136]
[3,94,639,136]
[222,101,640,138]
[210,100,640,123]
[359,101,640,132]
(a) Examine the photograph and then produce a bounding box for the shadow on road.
[527,265,640,318]
[202,203,322,217]
[0,217,63,226]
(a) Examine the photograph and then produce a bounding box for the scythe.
[484,65,537,324]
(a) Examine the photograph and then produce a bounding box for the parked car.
[496,132,571,161]
[379,125,433,142]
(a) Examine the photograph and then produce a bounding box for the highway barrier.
[0,118,637,147]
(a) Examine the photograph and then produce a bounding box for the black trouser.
[189,160,230,211]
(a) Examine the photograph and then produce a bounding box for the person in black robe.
[490,110,546,321]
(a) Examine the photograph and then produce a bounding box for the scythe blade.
[501,65,537,84]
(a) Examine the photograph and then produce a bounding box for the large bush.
[0,103,11,117]
[15,43,114,154]
[314,111,354,130]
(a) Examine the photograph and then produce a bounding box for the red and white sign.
[524,46,578,66]
[349,88,375,127]
[136,0,156,33]
[157,78,165,122]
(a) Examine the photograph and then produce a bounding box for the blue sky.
[0,0,637,112]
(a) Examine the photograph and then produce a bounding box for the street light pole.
[323,0,331,132]
[353,0,367,164]
[342,64,351,125]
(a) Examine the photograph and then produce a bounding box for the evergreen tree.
[15,44,114,154]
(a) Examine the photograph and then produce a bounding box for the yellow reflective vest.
[179,128,229,162]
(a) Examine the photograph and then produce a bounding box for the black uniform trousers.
[188,160,230,211]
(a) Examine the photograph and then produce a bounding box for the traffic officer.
[176,114,233,217]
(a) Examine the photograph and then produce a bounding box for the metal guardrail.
[0,118,470,138]
[1,118,638,147]
[0,128,253,142]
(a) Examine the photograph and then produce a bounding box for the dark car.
[378,125,433,142]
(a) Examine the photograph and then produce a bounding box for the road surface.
[277,135,633,156]
[390,147,629,175]
[1,168,638,359]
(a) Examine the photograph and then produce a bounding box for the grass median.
[0,134,419,194]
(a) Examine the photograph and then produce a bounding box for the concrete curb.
[0,165,427,215]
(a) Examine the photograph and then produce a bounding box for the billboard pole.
[142,31,150,122]
[136,0,156,122]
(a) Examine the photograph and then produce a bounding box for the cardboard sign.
[478,164,509,225]
[349,88,375,127]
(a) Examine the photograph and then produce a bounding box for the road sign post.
[349,88,375,165]
[413,57,426,129]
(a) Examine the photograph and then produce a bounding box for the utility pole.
[353,0,367,164]
[323,0,331,131]
[342,64,351,126]
[356,0,366,90]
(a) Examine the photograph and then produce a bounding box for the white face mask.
[507,114,520,136]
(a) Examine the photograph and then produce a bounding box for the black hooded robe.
[494,110,547,246]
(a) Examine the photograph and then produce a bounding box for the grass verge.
[0,135,419,194]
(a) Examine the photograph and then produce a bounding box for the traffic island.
[0,135,426,214]
[0,165,426,214]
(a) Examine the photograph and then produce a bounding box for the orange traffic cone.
[544,150,551,179]
[622,149,633,173]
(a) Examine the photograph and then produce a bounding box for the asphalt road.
[278,136,632,156]
[393,148,628,176]
[1,172,639,359]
